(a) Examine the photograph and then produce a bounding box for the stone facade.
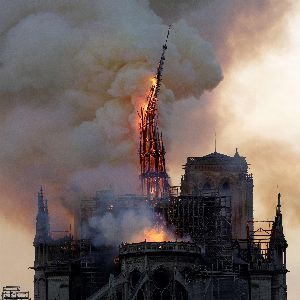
[88,241,249,300]
[180,150,253,240]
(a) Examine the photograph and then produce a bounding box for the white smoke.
[88,203,189,246]
[89,206,153,246]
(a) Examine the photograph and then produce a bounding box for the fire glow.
[143,225,173,242]
[126,224,176,244]
[138,29,170,201]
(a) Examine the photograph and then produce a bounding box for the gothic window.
[152,267,171,300]
[151,267,189,300]
[220,180,231,197]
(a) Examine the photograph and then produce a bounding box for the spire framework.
[139,26,171,203]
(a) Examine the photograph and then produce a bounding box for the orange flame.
[128,224,176,243]
[143,225,174,242]
[151,77,156,86]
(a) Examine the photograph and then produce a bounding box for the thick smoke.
[0,0,293,234]
[154,0,294,185]
[150,0,293,67]
[0,0,222,228]
[1,0,297,296]
[88,204,179,247]
[89,207,152,246]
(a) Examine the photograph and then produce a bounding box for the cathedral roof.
[185,150,248,172]
[202,151,232,160]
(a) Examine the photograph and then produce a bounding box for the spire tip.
[214,132,217,153]
[277,192,281,215]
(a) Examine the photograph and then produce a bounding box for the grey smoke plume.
[154,0,294,185]
[89,208,152,246]
[1,0,296,296]
[88,204,178,247]
[200,1,293,67]
[0,0,223,227]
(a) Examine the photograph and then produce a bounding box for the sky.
[0,0,299,298]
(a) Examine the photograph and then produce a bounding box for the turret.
[33,187,51,299]
[34,187,50,245]
[269,193,288,300]
[270,193,288,267]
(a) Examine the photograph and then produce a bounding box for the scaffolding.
[248,221,273,259]
[167,191,232,271]
[236,220,275,271]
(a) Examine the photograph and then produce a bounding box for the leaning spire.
[139,26,171,203]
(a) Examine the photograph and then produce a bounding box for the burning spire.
[139,26,171,203]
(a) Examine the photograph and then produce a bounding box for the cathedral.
[33,149,288,299]
[33,30,288,300]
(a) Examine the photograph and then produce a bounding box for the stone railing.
[119,241,202,255]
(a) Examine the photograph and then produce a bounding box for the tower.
[139,26,171,203]
[180,148,253,239]
[34,187,50,245]
[33,188,80,300]
[33,187,50,300]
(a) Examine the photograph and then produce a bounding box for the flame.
[143,225,173,242]
[143,77,156,113]
[143,103,148,112]
[151,77,157,86]
[134,76,157,134]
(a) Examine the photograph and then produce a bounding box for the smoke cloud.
[150,0,293,67]
[88,204,178,247]
[155,0,294,186]
[0,0,297,296]
[0,0,223,228]
[0,0,293,238]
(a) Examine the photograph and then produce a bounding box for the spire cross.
[214,132,217,153]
